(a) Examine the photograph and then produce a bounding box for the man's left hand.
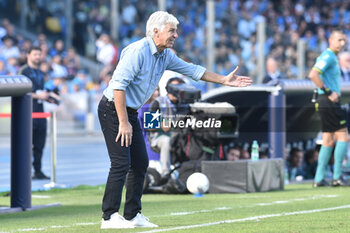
[223,66,253,87]
[328,91,339,103]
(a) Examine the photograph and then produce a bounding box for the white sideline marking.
[14,222,99,232]
[31,195,52,199]
[18,228,46,232]
[256,195,338,206]
[138,204,350,233]
[7,195,343,232]
[171,207,232,216]
[167,195,338,216]
[75,222,96,226]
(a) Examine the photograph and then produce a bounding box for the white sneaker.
[129,213,159,228]
[101,212,135,229]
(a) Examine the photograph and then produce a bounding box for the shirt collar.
[327,48,336,56]
[146,36,166,57]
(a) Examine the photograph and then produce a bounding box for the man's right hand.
[116,121,133,147]
[33,90,49,100]
[40,91,49,100]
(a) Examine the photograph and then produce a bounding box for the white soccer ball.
[186,172,210,194]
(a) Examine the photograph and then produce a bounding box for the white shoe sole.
[101,221,135,229]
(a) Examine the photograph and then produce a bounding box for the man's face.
[291,152,303,167]
[3,38,13,48]
[227,149,240,161]
[329,32,346,53]
[27,49,41,66]
[340,53,350,70]
[155,23,178,49]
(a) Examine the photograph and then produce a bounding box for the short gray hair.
[146,11,179,37]
[339,51,350,60]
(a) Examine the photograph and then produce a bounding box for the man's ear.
[153,28,159,37]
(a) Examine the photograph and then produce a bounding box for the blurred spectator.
[39,61,51,82]
[44,75,63,97]
[120,0,138,39]
[0,23,6,40]
[70,69,91,93]
[262,57,285,85]
[50,55,68,79]
[39,42,50,62]
[303,149,319,180]
[19,38,33,53]
[0,35,20,60]
[286,148,305,181]
[226,146,241,161]
[6,57,19,75]
[240,148,250,160]
[339,51,350,82]
[63,48,81,79]
[0,58,8,75]
[282,58,298,78]
[49,39,66,58]
[316,27,328,53]
[238,11,257,40]
[2,20,16,40]
[95,33,118,66]
[259,149,269,160]
[33,33,48,47]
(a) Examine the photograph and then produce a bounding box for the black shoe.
[32,171,50,180]
[332,178,350,187]
[313,179,330,187]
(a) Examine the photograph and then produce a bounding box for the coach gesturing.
[98,11,252,229]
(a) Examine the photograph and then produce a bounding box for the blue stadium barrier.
[0,75,32,210]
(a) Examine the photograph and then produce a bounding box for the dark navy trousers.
[98,97,149,220]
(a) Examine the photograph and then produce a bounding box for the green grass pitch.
[0,184,350,233]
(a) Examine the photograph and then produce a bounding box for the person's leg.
[155,135,171,176]
[314,132,334,183]
[32,119,47,174]
[333,128,349,180]
[124,114,149,220]
[98,100,130,220]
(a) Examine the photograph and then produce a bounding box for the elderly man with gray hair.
[339,51,350,82]
[98,11,252,229]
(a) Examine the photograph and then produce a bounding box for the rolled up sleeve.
[166,52,206,81]
[108,47,142,91]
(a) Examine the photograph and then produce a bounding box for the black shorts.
[316,94,347,132]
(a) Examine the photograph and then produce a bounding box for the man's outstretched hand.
[223,66,253,87]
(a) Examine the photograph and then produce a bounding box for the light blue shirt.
[103,37,206,109]
[313,48,341,95]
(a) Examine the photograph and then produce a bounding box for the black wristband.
[321,87,332,96]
